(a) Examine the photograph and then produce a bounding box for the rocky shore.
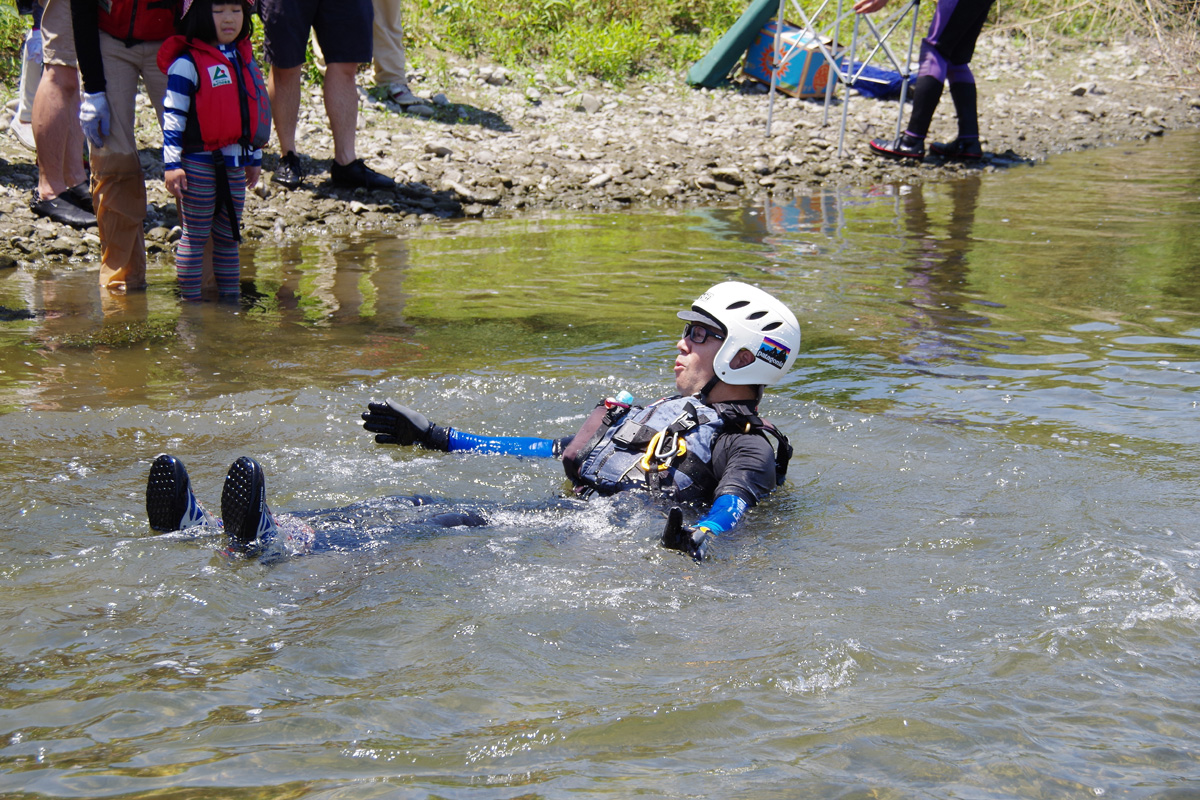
[0,31,1197,271]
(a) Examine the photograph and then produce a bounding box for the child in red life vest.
[158,0,270,301]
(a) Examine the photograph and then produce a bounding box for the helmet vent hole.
[763,321,781,331]
[747,311,767,320]
[727,301,750,310]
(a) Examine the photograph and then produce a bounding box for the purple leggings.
[918,0,995,83]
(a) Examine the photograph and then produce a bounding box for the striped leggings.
[176,154,246,301]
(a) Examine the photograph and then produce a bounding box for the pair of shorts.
[259,0,373,69]
[39,0,77,68]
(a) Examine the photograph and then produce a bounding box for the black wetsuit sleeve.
[72,0,106,95]
[710,432,777,506]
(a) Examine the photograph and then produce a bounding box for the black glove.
[361,400,450,450]
[661,506,711,561]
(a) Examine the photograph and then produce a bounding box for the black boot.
[929,138,983,159]
[869,132,925,160]
[948,81,980,139]
[867,74,943,161]
[930,81,984,159]
[905,74,945,141]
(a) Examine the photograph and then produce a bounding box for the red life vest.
[99,0,178,45]
[157,36,271,154]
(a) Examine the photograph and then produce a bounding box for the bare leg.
[33,63,84,200]
[267,64,303,155]
[324,62,360,166]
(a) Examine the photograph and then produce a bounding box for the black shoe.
[929,138,983,160]
[272,151,303,189]
[63,182,95,214]
[330,158,395,190]
[146,454,216,531]
[221,456,277,550]
[868,134,925,161]
[30,194,97,228]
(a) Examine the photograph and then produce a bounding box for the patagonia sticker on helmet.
[756,336,790,369]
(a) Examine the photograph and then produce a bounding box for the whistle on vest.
[604,390,634,411]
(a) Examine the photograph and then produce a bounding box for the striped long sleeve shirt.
[162,42,263,171]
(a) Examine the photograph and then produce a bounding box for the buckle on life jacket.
[639,430,687,472]
[638,404,699,473]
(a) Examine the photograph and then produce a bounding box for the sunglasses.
[682,322,725,344]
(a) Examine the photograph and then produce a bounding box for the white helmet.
[678,282,800,387]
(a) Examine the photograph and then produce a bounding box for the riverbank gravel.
[1,32,1197,272]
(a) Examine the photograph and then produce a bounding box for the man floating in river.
[145,282,800,561]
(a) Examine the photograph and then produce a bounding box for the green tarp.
[686,0,780,87]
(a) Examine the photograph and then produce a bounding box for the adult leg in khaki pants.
[372,0,406,89]
[92,34,166,292]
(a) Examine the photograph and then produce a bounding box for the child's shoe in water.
[929,137,983,160]
[146,454,217,531]
[221,456,278,551]
[868,133,925,160]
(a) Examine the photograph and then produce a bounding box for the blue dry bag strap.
[693,493,748,536]
[446,429,559,458]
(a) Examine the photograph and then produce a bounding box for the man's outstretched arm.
[361,399,564,458]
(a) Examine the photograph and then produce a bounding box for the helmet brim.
[677,308,726,335]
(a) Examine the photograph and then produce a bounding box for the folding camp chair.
[765,0,922,157]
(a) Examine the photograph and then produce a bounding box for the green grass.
[404,0,1198,83]
[409,0,748,82]
[1,0,1194,89]
[0,5,29,85]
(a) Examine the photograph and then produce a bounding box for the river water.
[1,131,1198,798]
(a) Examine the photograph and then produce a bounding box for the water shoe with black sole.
[146,454,214,531]
[221,456,276,551]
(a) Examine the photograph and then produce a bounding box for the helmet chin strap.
[698,376,764,405]
[698,375,722,404]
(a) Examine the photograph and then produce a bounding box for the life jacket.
[157,36,271,155]
[99,0,178,46]
[562,395,792,502]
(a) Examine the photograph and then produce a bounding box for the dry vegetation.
[991,0,1199,80]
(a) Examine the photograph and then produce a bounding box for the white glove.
[25,28,42,63]
[79,91,110,149]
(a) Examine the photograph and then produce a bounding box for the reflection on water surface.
[0,131,1198,799]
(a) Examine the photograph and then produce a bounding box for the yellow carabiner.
[638,432,663,472]
[639,431,687,472]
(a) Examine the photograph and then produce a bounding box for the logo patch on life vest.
[208,64,232,88]
[756,336,790,369]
